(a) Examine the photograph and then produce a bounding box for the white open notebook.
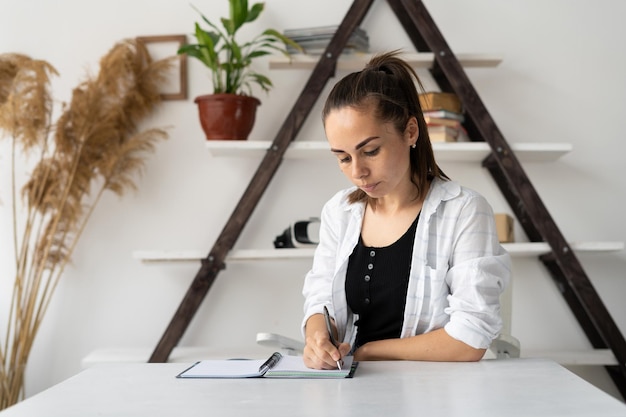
[177,353,356,379]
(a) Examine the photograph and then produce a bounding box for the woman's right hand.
[303,313,351,369]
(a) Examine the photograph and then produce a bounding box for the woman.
[302,51,511,370]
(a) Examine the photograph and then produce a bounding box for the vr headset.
[273,218,320,248]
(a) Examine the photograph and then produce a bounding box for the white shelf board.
[133,242,623,263]
[521,349,617,366]
[206,141,573,162]
[81,346,271,368]
[133,248,317,263]
[269,52,503,71]
[502,241,624,256]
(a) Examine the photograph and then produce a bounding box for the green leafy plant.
[178,0,301,95]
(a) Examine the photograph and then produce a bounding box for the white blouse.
[302,177,511,350]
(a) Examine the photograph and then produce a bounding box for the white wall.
[1,0,625,402]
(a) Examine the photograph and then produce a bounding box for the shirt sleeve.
[443,193,511,349]
[301,194,342,337]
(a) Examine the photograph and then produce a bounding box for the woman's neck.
[369,180,424,217]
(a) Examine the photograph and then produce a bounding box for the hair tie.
[367,63,391,75]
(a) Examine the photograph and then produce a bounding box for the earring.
[411,143,416,149]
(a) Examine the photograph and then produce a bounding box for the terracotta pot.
[194,94,261,140]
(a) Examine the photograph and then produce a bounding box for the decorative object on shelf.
[427,125,459,142]
[419,92,462,114]
[136,34,188,100]
[274,218,320,248]
[420,92,466,142]
[194,93,260,141]
[0,39,170,410]
[178,1,301,140]
[283,25,369,55]
[495,213,515,243]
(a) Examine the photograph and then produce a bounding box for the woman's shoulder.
[322,186,363,213]
[429,178,492,209]
[326,186,356,205]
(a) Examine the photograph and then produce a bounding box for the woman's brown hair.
[322,51,448,204]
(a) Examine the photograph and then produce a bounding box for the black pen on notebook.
[258,352,282,375]
[323,306,342,370]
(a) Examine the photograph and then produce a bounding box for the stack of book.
[284,25,369,55]
[419,92,467,142]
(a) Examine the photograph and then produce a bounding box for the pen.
[258,352,282,375]
[323,306,342,370]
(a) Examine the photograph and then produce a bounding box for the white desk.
[1,359,624,416]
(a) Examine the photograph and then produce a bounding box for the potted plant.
[179,1,301,140]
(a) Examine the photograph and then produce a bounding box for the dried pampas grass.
[0,39,171,409]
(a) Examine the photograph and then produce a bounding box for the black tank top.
[345,212,419,349]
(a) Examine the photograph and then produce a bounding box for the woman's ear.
[405,116,419,145]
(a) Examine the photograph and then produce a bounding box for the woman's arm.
[303,314,352,369]
[302,191,355,369]
[301,196,344,335]
[353,328,485,362]
[442,193,510,351]
[353,189,507,363]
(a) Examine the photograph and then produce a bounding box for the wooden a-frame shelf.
[137,0,626,398]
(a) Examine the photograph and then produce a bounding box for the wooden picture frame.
[136,35,188,101]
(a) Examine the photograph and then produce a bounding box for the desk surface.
[1,359,625,417]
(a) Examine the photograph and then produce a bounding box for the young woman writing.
[302,51,511,369]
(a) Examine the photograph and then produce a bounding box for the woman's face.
[324,105,418,199]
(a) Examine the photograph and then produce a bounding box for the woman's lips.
[360,183,377,193]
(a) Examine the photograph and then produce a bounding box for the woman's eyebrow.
[330,136,380,153]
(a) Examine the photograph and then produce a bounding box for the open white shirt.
[302,177,511,350]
